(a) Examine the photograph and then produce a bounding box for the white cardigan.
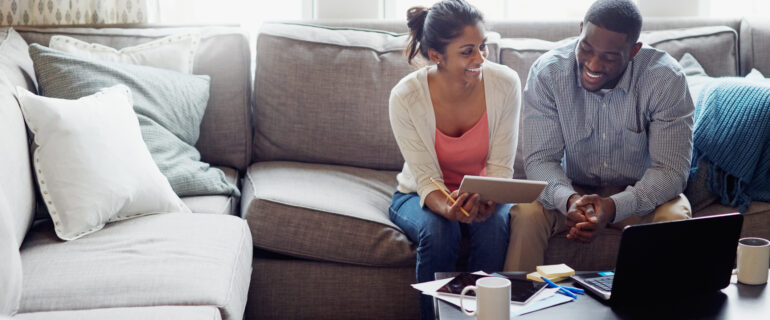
[389,62,522,207]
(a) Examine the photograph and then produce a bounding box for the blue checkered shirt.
[522,40,694,222]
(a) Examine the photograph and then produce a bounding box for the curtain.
[0,0,149,26]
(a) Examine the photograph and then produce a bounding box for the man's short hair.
[584,0,643,44]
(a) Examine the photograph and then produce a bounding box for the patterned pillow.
[49,33,200,74]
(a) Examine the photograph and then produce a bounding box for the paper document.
[412,272,574,318]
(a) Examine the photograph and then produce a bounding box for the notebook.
[571,212,743,306]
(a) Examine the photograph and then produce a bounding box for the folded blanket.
[691,78,770,212]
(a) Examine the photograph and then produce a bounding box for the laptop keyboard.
[586,276,614,291]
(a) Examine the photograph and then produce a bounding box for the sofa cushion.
[0,28,36,246]
[182,166,239,215]
[501,26,739,91]
[29,44,239,198]
[740,18,770,76]
[0,28,37,91]
[15,306,221,320]
[0,83,34,246]
[694,201,770,239]
[248,255,419,320]
[242,161,415,267]
[642,26,739,77]
[499,25,739,179]
[0,194,22,316]
[16,26,252,171]
[19,213,252,320]
[544,229,622,271]
[253,23,413,171]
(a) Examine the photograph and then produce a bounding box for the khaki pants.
[503,189,692,272]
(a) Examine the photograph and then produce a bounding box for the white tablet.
[458,176,547,204]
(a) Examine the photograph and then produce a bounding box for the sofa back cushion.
[0,28,37,92]
[642,26,738,77]
[0,28,36,246]
[499,25,739,178]
[741,18,770,76]
[16,26,252,171]
[253,23,414,170]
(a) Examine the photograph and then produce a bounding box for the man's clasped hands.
[566,194,618,243]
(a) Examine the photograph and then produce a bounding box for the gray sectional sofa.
[1,17,769,320]
[244,18,770,319]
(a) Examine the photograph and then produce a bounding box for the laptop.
[571,212,743,306]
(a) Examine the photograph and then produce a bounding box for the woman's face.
[435,22,488,82]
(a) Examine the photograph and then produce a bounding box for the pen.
[540,276,581,299]
[539,276,584,294]
[430,177,470,217]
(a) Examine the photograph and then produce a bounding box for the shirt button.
[604,162,608,168]
[602,103,607,108]
[602,133,606,139]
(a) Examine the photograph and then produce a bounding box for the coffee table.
[435,271,769,319]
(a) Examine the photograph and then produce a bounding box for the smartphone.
[436,272,547,304]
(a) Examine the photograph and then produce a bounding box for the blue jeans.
[389,191,511,320]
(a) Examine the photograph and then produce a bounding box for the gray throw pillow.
[29,44,239,197]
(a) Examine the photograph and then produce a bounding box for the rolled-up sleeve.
[609,72,694,222]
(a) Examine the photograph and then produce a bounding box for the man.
[505,0,694,271]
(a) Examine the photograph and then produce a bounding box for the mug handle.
[460,285,478,316]
[734,246,741,275]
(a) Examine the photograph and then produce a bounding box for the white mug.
[737,237,770,285]
[459,277,511,320]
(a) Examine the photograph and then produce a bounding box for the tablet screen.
[436,272,547,304]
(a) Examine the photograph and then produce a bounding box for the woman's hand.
[425,190,480,223]
[446,190,481,223]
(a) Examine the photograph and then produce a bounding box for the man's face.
[576,22,640,92]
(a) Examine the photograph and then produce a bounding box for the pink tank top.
[435,111,489,192]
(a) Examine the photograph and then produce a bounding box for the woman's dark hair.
[584,0,642,44]
[405,0,484,66]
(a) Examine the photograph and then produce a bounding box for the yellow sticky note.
[536,263,575,278]
[526,271,568,283]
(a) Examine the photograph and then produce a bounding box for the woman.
[388,0,521,318]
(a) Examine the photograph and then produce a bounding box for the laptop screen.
[609,213,743,305]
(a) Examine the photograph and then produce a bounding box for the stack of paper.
[411,271,574,318]
[526,264,576,283]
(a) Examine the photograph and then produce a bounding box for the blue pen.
[557,284,584,295]
[540,276,580,299]
[539,276,584,294]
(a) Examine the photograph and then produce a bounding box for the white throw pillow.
[0,193,22,316]
[48,33,200,74]
[679,53,769,101]
[746,68,767,80]
[16,84,190,240]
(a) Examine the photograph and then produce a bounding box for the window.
[388,0,596,19]
[148,0,769,26]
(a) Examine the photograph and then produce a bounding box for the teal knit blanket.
[692,78,770,212]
